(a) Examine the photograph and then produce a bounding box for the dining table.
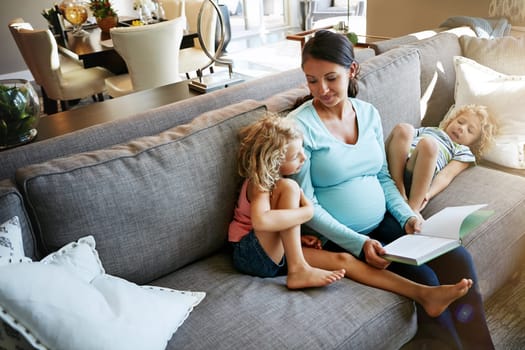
[57,21,198,75]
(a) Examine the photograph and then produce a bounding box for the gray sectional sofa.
[1,28,525,349]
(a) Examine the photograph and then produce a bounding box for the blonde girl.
[228,113,345,289]
[387,104,499,211]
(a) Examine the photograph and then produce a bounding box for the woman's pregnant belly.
[316,176,386,234]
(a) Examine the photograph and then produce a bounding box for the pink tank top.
[228,179,252,242]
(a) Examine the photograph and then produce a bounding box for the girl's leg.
[386,123,415,200]
[302,247,472,318]
[256,178,344,289]
[427,247,494,350]
[406,137,439,211]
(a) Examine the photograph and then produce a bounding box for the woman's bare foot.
[286,266,345,290]
[419,278,473,317]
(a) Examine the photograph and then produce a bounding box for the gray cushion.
[405,32,463,127]
[0,179,37,260]
[0,69,307,183]
[370,34,421,55]
[16,100,267,284]
[154,253,417,350]
[357,47,422,138]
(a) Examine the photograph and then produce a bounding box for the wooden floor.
[486,269,525,349]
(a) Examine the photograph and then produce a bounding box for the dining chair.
[104,17,186,98]
[9,18,82,76]
[8,19,113,115]
[165,0,218,79]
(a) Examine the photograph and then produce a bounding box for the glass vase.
[0,79,41,150]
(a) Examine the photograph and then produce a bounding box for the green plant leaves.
[0,83,39,147]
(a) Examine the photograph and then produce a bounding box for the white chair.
[8,19,113,114]
[165,0,218,79]
[104,17,186,98]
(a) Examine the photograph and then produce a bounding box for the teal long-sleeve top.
[289,98,415,257]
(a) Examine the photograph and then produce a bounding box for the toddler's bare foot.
[286,266,345,290]
[420,278,473,317]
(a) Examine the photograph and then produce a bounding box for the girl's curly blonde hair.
[237,113,303,192]
[439,104,499,159]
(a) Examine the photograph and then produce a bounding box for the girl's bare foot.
[420,278,473,317]
[287,266,345,290]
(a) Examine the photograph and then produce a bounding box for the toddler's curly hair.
[439,104,499,159]
[237,113,302,192]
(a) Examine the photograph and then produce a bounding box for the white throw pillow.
[0,216,31,265]
[460,35,525,75]
[453,55,525,169]
[0,236,205,350]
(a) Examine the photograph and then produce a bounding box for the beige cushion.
[460,35,525,75]
[453,56,525,169]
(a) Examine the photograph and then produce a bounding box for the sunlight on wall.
[419,61,444,121]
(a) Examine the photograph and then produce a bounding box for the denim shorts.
[231,230,287,277]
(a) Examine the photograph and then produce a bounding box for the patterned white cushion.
[453,56,525,169]
[0,216,31,266]
[0,236,205,350]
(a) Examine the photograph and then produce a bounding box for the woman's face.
[302,57,356,108]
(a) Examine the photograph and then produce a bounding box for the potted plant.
[0,80,40,149]
[89,0,118,33]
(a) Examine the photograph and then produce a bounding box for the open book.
[382,204,493,266]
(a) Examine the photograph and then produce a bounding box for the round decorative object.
[63,0,89,36]
[97,15,118,33]
[0,79,40,150]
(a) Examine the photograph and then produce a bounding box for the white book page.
[384,234,456,260]
[421,204,487,239]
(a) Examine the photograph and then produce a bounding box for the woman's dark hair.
[294,30,360,108]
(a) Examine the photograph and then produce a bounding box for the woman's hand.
[362,239,390,269]
[301,235,322,249]
[404,215,422,234]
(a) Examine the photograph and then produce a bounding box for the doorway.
[220,0,289,40]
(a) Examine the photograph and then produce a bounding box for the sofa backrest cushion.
[16,100,267,284]
[0,69,307,183]
[404,32,463,127]
[0,180,37,260]
[262,46,422,139]
[460,35,525,75]
[357,46,421,138]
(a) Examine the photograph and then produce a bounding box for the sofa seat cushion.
[16,100,267,285]
[152,252,417,350]
[421,166,525,299]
